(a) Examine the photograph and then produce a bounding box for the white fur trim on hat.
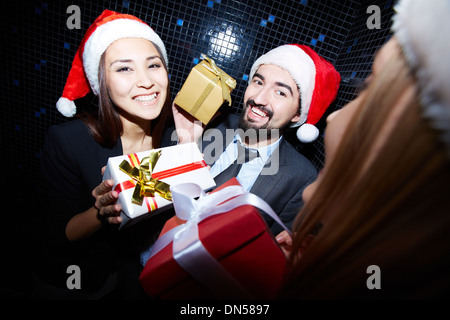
[249,45,316,127]
[392,0,450,157]
[83,18,168,95]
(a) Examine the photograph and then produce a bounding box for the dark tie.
[213,142,259,188]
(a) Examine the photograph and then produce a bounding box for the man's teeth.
[251,106,268,117]
[134,93,157,102]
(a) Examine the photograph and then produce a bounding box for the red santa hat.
[56,9,168,117]
[249,44,341,142]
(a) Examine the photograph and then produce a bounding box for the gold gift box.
[174,55,236,125]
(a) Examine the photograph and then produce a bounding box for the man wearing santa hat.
[169,44,341,235]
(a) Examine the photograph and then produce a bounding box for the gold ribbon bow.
[119,150,172,206]
[200,54,236,106]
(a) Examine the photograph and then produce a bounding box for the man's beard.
[238,99,281,140]
[239,99,272,128]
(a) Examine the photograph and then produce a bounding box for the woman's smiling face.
[104,38,168,122]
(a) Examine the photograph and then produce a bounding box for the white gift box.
[103,142,215,228]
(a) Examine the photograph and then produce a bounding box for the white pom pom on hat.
[56,97,77,118]
[56,10,168,117]
[296,123,319,143]
[249,44,341,142]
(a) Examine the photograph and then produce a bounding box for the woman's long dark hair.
[80,41,172,149]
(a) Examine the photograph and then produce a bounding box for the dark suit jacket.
[162,112,318,235]
[35,119,167,294]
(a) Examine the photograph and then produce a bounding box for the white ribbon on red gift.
[148,182,291,299]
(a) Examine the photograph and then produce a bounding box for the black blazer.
[35,119,122,291]
[36,119,165,294]
[162,112,318,235]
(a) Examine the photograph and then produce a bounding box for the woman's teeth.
[251,106,268,117]
[134,93,157,102]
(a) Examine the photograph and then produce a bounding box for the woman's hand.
[92,178,122,225]
[172,102,205,144]
[276,230,293,257]
[66,167,121,241]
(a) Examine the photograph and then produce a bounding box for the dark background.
[1,0,394,297]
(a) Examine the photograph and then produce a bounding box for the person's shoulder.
[207,111,240,130]
[51,117,88,131]
[46,118,93,149]
[281,139,318,173]
[47,118,89,137]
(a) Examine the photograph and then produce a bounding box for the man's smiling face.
[239,64,301,136]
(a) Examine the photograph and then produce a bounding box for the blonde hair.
[281,45,450,298]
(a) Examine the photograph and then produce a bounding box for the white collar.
[235,134,283,163]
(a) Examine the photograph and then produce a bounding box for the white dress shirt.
[209,134,282,191]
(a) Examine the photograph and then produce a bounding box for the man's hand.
[172,102,205,143]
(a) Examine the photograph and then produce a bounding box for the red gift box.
[158,178,240,235]
[139,180,287,299]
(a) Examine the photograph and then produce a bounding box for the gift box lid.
[158,178,241,235]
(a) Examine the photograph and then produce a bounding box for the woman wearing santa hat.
[35,10,171,298]
[279,0,450,298]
